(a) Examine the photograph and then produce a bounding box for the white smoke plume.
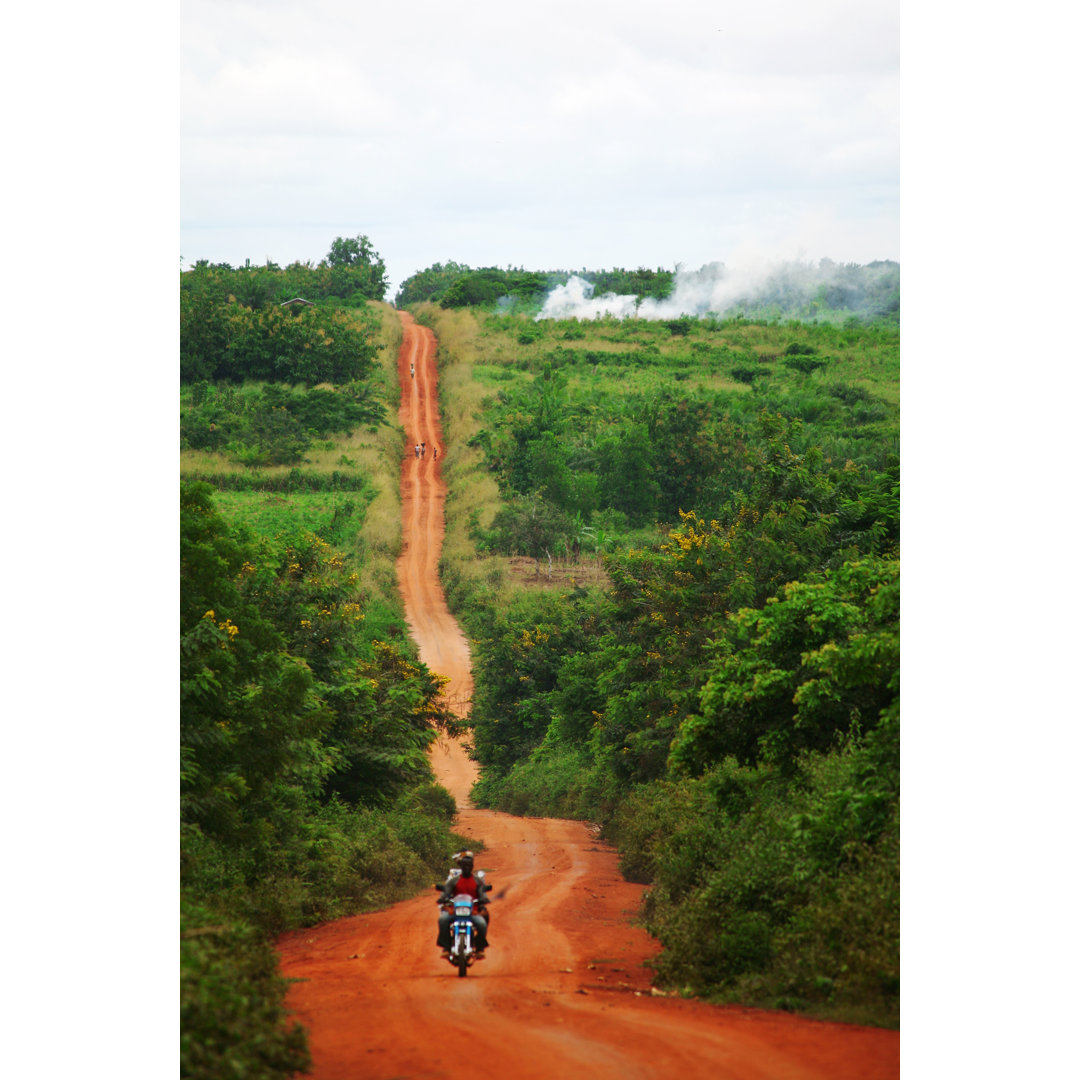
[537,275,641,319]
[536,259,897,321]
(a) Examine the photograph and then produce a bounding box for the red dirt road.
[275,311,900,1079]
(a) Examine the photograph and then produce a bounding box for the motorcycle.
[434,886,489,977]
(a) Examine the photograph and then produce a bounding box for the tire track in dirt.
[275,309,899,1079]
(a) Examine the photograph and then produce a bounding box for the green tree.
[670,556,900,773]
[180,278,232,383]
[484,492,573,559]
[440,271,506,308]
[394,261,472,306]
[179,292,381,385]
[180,483,332,844]
[642,394,724,520]
[595,422,659,525]
[470,591,598,775]
[321,642,447,806]
[325,234,389,301]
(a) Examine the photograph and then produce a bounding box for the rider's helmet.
[454,850,475,871]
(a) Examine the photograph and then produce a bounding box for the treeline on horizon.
[395,258,899,325]
[181,235,898,326]
[394,262,676,308]
[184,234,390,309]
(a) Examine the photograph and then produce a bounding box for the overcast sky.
[181,0,899,298]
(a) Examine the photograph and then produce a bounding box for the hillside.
[422,300,900,1024]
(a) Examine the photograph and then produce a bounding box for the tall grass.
[210,491,369,542]
[420,304,517,610]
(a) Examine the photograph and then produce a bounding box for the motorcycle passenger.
[437,850,489,958]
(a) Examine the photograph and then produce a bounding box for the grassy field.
[459,308,899,403]
[418,301,898,611]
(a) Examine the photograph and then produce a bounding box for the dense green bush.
[479,492,576,559]
[180,271,382,384]
[784,354,829,375]
[471,744,606,820]
[730,366,764,384]
[393,260,473,306]
[629,724,898,1022]
[671,556,899,772]
[438,269,549,309]
[181,381,386,467]
[181,900,309,1080]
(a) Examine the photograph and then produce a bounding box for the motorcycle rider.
[436,850,490,959]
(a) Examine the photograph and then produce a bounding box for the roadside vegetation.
[411,274,899,1028]
[180,241,472,1079]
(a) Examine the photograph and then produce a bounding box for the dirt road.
[276,311,899,1079]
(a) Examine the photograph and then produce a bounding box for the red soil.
[275,310,899,1079]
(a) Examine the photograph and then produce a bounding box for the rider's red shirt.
[450,874,480,899]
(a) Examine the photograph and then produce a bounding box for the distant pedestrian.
[410,362,415,379]
[414,443,420,458]
[433,446,438,462]
[421,442,426,457]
